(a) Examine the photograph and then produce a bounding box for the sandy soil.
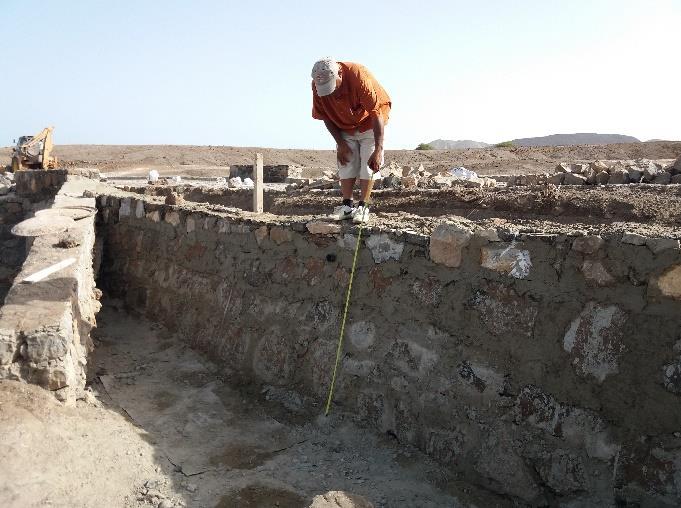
[0,303,508,508]
[2,141,679,177]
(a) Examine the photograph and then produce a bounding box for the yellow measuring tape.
[324,214,366,415]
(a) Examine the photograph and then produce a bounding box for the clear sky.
[2,0,679,149]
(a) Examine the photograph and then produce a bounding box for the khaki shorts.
[337,129,383,180]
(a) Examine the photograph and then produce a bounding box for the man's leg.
[335,133,361,220]
[359,130,383,203]
[353,131,383,223]
[359,179,372,203]
[341,178,356,200]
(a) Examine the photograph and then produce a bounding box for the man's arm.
[323,120,344,146]
[324,120,351,166]
[367,113,384,172]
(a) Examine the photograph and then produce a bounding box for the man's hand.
[368,149,383,172]
[337,141,352,166]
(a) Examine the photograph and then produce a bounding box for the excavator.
[9,126,58,172]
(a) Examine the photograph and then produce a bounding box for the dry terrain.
[2,141,679,177]
[2,141,681,507]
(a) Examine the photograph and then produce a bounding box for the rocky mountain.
[510,133,640,147]
[427,139,490,149]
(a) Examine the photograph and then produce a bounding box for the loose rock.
[608,169,629,185]
[595,171,610,185]
[653,171,671,185]
[563,173,587,185]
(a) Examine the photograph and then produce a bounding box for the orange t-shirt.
[312,62,391,134]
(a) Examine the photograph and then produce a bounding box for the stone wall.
[509,157,681,187]
[15,169,69,199]
[120,184,279,212]
[229,164,302,183]
[0,195,30,302]
[98,194,681,506]
[0,176,101,403]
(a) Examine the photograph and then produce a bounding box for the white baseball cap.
[311,57,340,97]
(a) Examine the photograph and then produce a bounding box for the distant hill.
[510,133,640,147]
[428,139,490,149]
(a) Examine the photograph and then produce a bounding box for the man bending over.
[311,57,391,224]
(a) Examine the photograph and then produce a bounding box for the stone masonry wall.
[0,195,30,302]
[121,185,278,212]
[229,164,302,182]
[0,176,101,403]
[15,169,69,200]
[98,194,681,506]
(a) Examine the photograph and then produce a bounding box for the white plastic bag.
[147,169,159,183]
[228,176,244,188]
[449,166,478,180]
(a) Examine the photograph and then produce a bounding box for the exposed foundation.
[2,170,681,506]
[96,184,681,505]
[0,171,100,402]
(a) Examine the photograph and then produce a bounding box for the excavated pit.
[2,170,681,507]
[94,182,681,506]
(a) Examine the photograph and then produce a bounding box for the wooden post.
[253,153,263,213]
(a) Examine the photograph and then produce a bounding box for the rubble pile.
[285,161,497,193]
[508,156,681,187]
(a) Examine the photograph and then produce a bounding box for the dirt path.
[1,303,508,508]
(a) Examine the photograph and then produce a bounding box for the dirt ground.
[120,181,681,239]
[2,141,679,177]
[0,302,508,508]
[276,184,681,230]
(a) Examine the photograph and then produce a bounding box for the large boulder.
[590,160,609,172]
[641,160,660,182]
[570,163,589,175]
[672,156,681,174]
[549,173,564,185]
[584,167,597,185]
[595,171,610,185]
[653,171,671,185]
[381,174,402,189]
[626,165,642,183]
[563,173,587,185]
[608,169,630,185]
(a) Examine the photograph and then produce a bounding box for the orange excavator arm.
[21,126,57,169]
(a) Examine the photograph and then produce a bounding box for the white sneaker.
[352,205,370,224]
[334,204,356,221]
